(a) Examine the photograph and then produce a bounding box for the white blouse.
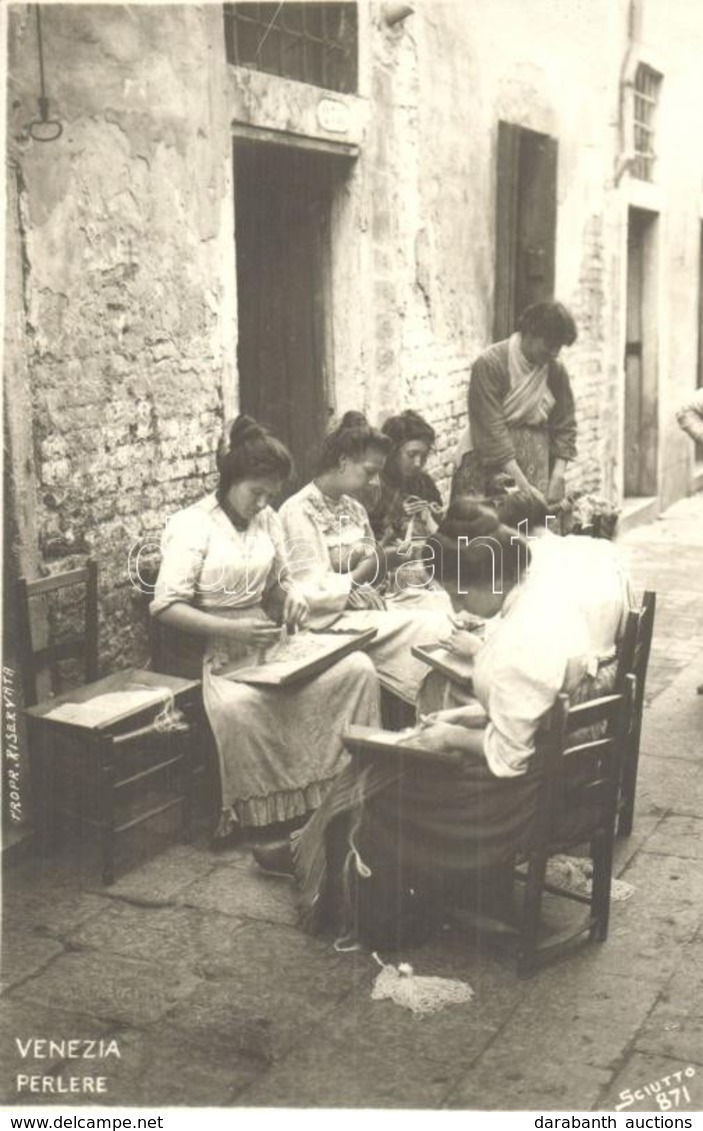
[150,493,291,617]
[279,482,378,614]
[473,539,630,778]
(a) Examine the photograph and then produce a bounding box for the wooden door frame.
[494,121,558,342]
[232,130,354,483]
[624,206,659,498]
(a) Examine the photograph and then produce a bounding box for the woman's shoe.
[252,839,295,879]
[210,811,243,852]
[210,825,243,852]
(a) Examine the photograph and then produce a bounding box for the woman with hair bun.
[363,410,451,609]
[255,500,630,946]
[454,301,578,503]
[279,412,453,706]
[151,414,380,842]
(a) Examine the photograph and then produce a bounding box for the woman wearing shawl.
[453,302,578,503]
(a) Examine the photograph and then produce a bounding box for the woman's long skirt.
[291,754,540,942]
[333,604,454,706]
[203,608,381,827]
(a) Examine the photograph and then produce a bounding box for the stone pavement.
[2,495,702,1112]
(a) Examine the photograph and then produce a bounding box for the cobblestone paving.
[2,496,702,1112]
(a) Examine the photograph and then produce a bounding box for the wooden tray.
[214,627,378,687]
[343,724,464,769]
[412,642,474,686]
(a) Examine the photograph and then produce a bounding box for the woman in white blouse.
[278,413,453,707]
[151,416,380,842]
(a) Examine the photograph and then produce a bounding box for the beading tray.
[214,627,378,687]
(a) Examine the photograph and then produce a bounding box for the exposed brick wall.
[565,214,613,497]
[7,5,229,670]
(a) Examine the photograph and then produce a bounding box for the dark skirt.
[291,753,540,946]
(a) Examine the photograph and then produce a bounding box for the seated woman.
[278,412,453,708]
[364,410,450,610]
[423,491,632,714]
[255,503,630,947]
[150,415,380,843]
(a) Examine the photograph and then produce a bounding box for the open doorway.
[494,122,558,341]
[234,140,349,490]
[624,207,659,497]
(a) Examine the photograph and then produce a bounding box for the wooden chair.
[614,590,656,837]
[515,675,636,976]
[17,561,201,884]
[16,562,100,709]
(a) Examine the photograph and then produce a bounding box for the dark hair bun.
[229,414,265,445]
[439,496,501,541]
[317,411,390,473]
[382,410,436,448]
[217,413,293,488]
[339,410,369,430]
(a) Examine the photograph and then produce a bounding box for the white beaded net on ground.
[370,953,474,1017]
[545,854,635,902]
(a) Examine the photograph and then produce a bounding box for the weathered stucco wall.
[6,3,233,667]
[5,0,703,680]
[635,0,703,507]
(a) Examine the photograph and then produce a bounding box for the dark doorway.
[234,140,346,490]
[624,207,659,497]
[494,122,558,341]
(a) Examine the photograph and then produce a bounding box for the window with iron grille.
[632,64,661,181]
[224,3,358,94]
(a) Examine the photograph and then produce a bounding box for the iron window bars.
[632,64,661,182]
[224,3,358,94]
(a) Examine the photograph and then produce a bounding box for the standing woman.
[453,301,578,504]
[151,415,380,841]
[278,412,453,707]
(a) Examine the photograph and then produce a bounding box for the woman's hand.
[438,628,484,663]
[450,611,486,632]
[347,584,387,611]
[420,704,488,729]
[410,721,468,753]
[282,586,308,631]
[223,618,282,648]
[402,497,430,517]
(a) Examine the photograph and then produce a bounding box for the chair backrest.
[532,675,636,850]
[616,590,656,716]
[16,560,99,707]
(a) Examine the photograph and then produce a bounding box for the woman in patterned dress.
[279,413,453,706]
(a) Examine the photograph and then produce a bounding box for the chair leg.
[590,829,614,942]
[517,852,547,977]
[617,734,640,837]
[31,731,56,857]
[181,729,193,844]
[100,760,116,886]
